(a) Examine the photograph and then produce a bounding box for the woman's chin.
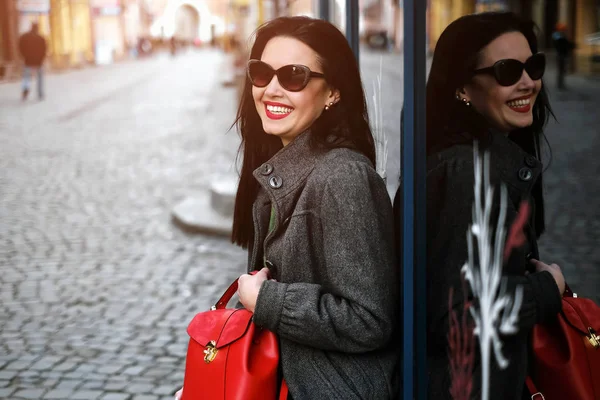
[511,117,534,130]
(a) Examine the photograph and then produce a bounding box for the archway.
[174,4,200,44]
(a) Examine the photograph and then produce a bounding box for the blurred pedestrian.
[169,36,177,56]
[18,22,47,101]
[175,16,399,400]
[552,23,574,90]
[397,11,565,399]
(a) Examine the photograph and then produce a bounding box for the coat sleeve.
[252,161,399,353]
[426,158,562,352]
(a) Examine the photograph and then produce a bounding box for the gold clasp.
[587,328,600,349]
[204,340,218,363]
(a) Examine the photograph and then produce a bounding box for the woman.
[178,16,399,399]
[411,12,565,399]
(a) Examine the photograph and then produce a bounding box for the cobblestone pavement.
[0,49,247,400]
[359,48,600,304]
[0,46,598,400]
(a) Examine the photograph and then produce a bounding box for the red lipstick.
[507,96,532,113]
[264,101,293,120]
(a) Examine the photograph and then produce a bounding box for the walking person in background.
[169,36,177,57]
[552,23,574,90]
[18,22,47,101]
[395,12,565,399]
[175,15,400,400]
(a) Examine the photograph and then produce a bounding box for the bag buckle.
[588,327,600,349]
[204,340,218,363]
[531,393,545,400]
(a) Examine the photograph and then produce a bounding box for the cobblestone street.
[0,49,247,400]
[0,47,598,400]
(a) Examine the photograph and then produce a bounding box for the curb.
[171,176,238,237]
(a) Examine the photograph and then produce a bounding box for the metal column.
[402,0,428,398]
[345,0,359,62]
[318,0,330,21]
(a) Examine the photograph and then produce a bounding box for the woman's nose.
[519,70,537,89]
[264,74,284,96]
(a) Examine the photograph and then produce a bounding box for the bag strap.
[525,377,545,399]
[212,271,260,310]
[279,380,289,400]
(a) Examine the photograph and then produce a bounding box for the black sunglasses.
[473,52,546,86]
[247,60,325,92]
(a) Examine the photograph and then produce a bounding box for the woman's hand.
[530,259,566,295]
[238,267,270,313]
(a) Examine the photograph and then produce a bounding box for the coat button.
[268,175,283,189]
[518,167,533,181]
[525,155,537,167]
[260,163,273,176]
[264,259,278,276]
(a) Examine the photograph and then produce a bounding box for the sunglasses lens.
[278,65,309,91]
[248,62,274,87]
[525,53,546,80]
[495,59,524,86]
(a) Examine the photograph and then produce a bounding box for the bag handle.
[279,381,289,400]
[211,273,289,399]
[525,377,545,399]
[563,283,574,298]
[212,270,268,310]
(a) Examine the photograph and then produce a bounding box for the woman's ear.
[328,88,341,105]
[455,87,471,103]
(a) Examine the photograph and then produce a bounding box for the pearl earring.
[456,94,471,107]
[324,102,334,111]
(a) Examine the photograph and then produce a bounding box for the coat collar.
[482,130,543,195]
[252,129,324,206]
[250,130,327,269]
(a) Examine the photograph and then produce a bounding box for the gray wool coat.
[248,131,400,400]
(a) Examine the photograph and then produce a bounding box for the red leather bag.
[181,275,288,400]
[527,286,600,400]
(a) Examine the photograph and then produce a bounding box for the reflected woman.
[395,11,565,400]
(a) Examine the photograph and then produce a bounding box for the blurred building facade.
[91,0,126,65]
[428,0,599,74]
[0,0,154,72]
[122,0,154,53]
[3,0,598,75]
[149,0,229,45]
[48,0,94,68]
[0,0,20,79]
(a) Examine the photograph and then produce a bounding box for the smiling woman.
[224,16,399,400]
